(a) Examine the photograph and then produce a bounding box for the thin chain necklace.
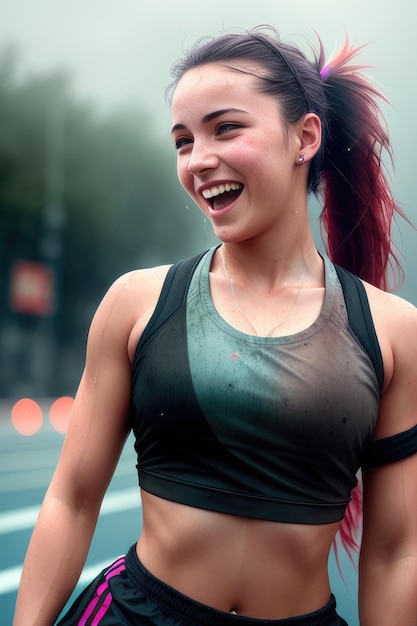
[220,247,307,336]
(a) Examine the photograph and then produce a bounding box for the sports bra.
[130,248,417,523]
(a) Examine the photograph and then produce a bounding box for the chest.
[186,305,379,454]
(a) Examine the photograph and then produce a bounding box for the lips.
[201,182,243,210]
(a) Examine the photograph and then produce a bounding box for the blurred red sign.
[9,260,55,316]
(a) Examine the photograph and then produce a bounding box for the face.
[171,62,305,244]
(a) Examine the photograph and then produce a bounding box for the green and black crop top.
[129,248,414,524]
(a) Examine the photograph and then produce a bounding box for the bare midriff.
[136,490,341,620]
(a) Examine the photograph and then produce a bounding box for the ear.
[297,113,322,162]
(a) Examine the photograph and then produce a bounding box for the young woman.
[14,26,417,626]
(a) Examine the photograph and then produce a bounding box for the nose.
[187,140,219,176]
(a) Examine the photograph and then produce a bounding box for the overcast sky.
[1,0,415,298]
[0,1,412,125]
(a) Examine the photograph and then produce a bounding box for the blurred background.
[0,1,415,624]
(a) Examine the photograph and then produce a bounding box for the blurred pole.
[33,97,66,396]
[2,97,67,398]
[42,94,66,305]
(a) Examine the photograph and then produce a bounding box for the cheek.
[227,138,263,172]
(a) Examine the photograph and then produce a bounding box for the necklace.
[220,247,307,336]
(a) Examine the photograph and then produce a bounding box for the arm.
[359,293,417,625]
[13,270,153,626]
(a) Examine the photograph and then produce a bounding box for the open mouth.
[202,183,243,211]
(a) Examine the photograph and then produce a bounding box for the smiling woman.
[13,26,417,626]
[171,61,317,245]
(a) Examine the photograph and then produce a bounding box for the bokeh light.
[49,396,74,433]
[11,398,43,436]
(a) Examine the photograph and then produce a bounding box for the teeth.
[202,182,242,199]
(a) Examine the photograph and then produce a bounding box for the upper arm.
[46,267,167,514]
[370,291,417,439]
[361,292,417,557]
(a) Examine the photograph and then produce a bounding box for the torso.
[136,491,339,618]
[123,247,396,618]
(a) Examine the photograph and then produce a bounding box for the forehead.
[172,61,266,110]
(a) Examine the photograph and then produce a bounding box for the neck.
[215,242,325,338]
[215,236,322,293]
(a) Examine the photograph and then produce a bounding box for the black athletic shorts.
[56,544,348,625]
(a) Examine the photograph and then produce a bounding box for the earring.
[298,155,305,163]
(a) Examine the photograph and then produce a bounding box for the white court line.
[0,565,22,595]
[0,557,121,596]
[0,505,40,535]
[0,487,141,595]
[0,460,133,494]
[0,486,140,534]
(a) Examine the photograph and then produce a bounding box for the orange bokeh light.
[49,396,74,433]
[11,398,43,436]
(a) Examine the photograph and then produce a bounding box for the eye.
[216,123,242,135]
[174,136,193,150]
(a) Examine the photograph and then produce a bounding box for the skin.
[14,62,417,626]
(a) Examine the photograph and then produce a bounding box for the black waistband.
[125,544,343,626]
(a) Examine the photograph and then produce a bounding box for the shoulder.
[107,264,172,307]
[336,268,417,366]
[363,282,417,341]
[363,282,417,433]
[88,264,172,362]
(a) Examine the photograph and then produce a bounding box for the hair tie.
[320,65,331,80]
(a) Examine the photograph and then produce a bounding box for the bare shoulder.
[363,282,417,339]
[363,282,417,434]
[107,264,172,311]
[88,264,172,362]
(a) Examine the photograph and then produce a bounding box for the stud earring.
[298,155,305,163]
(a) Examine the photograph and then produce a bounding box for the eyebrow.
[171,108,247,134]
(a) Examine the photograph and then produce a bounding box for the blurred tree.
[0,46,215,397]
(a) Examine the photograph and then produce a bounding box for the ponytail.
[312,37,411,564]
[314,37,408,290]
